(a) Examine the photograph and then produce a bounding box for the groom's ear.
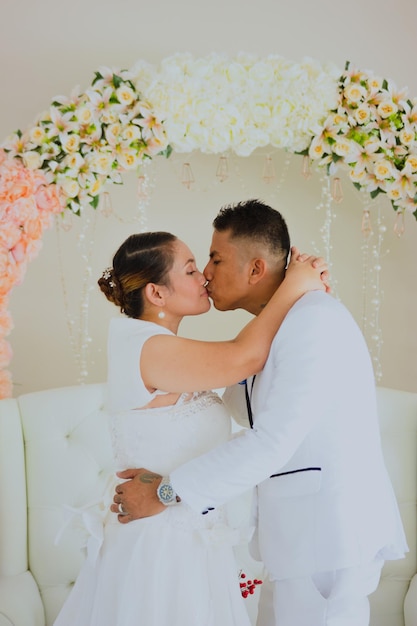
[248,258,267,284]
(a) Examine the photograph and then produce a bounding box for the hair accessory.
[158,310,165,319]
[102,267,115,287]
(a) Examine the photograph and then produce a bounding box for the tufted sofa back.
[0,383,113,626]
[0,383,417,626]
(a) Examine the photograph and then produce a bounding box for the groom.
[112,199,407,626]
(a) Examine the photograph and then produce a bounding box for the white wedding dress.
[54,317,251,626]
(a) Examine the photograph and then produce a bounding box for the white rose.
[344,83,367,104]
[90,151,114,175]
[308,136,327,160]
[399,127,415,146]
[333,138,361,163]
[87,176,103,196]
[65,152,84,170]
[105,123,122,146]
[22,150,42,169]
[60,133,80,153]
[29,126,45,145]
[354,104,371,125]
[373,158,396,180]
[405,155,417,171]
[377,100,398,119]
[117,148,140,170]
[116,85,135,106]
[77,105,95,126]
[121,125,142,143]
[100,110,119,125]
[61,178,80,198]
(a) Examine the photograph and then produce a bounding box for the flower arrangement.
[0,150,62,397]
[2,67,170,216]
[133,53,341,156]
[0,52,416,398]
[0,68,170,397]
[306,62,417,218]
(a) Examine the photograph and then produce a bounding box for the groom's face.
[203,229,252,312]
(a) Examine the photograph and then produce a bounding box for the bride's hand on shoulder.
[285,246,331,293]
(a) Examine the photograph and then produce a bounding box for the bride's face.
[164,240,211,317]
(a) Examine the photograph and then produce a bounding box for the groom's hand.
[111,468,165,523]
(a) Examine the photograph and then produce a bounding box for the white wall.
[1,0,416,396]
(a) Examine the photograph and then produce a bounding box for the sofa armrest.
[0,572,45,626]
[404,573,417,626]
[0,401,28,576]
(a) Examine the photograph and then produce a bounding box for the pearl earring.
[158,310,165,319]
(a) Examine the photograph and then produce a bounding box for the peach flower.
[35,183,63,214]
[0,369,13,399]
[0,154,63,397]
[0,339,12,369]
[0,308,13,337]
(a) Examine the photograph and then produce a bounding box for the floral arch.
[0,52,417,398]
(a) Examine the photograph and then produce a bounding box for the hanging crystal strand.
[107,162,155,227]
[137,174,147,199]
[361,208,373,239]
[261,152,292,208]
[276,152,292,191]
[136,171,149,232]
[360,194,373,338]
[98,191,113,217]
[55,209,97,384]
[368,198,387,383]
[216,155,229,182]
[181,162,194,189]
[301,155,312,180]
[319,173,338,295]
[331,176,343,203]
[230,155,249,196]
[75,210,97,384]
[262,155,275,184]
[393,211,405,237]
[310,172,338,296]
[57,209,74,232]
[360,193,386,383]
[361,213,370,337]
[55,218,78,371]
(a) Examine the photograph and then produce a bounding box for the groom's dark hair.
[213,199,291,263]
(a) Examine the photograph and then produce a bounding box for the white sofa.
[0,383,416,626]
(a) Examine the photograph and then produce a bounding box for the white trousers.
[256,558,384,626]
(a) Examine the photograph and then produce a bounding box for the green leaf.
[92,71,103,86]
[163,144,173,159]
[90,195,99,209]
[112,74,123,89]
[370,187,384,199]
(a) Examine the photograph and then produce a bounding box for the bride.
[53,229,327,626]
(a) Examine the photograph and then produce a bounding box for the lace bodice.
[110,390,231,475]
[106,317,231,474]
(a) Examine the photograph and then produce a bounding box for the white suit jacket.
[171,292,408,579]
